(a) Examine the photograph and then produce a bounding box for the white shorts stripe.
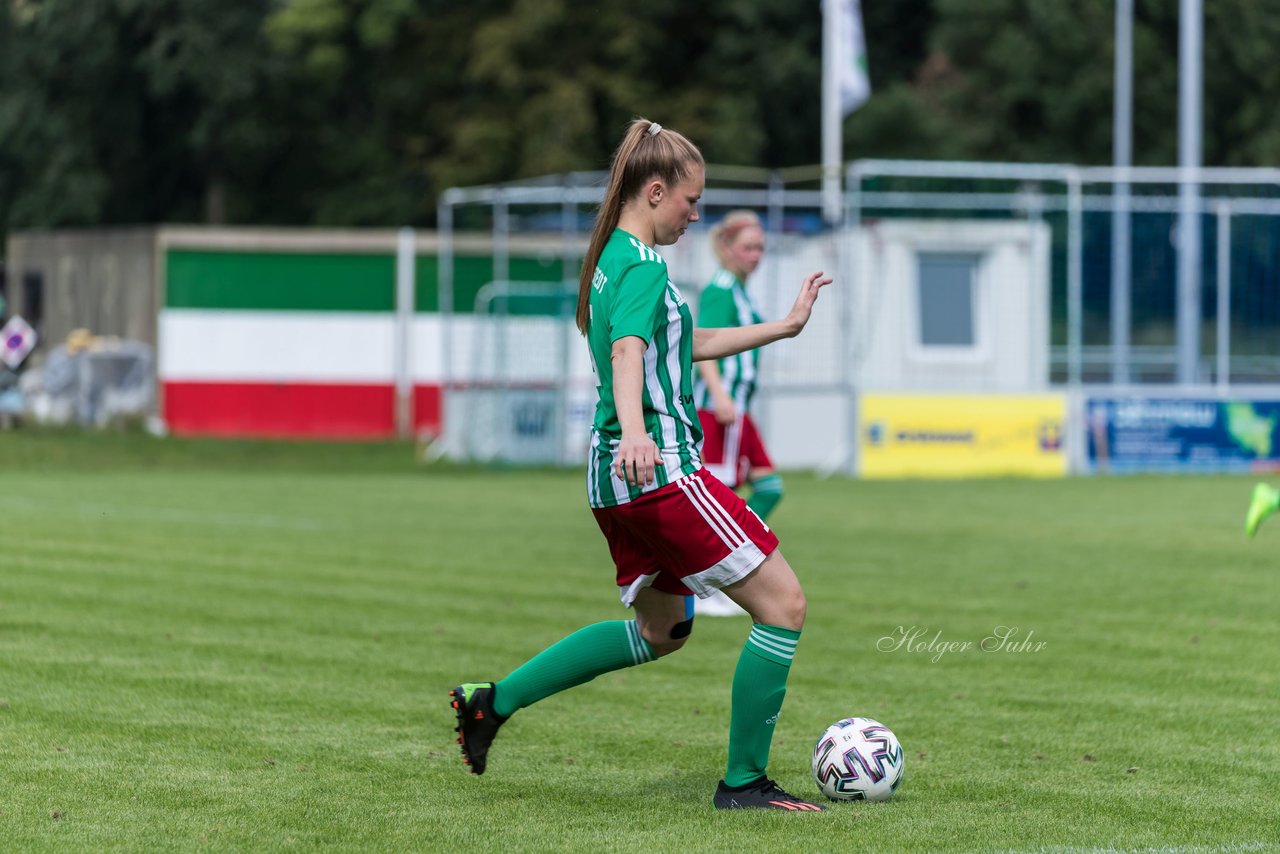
[677,478,742,552]
[676,476,743,551]
[687,474,751,546]
[683,474,749,548]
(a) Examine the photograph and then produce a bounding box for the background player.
[692,210,782,617]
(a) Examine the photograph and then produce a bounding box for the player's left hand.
[783,271,833,336]
[713,394,738,425]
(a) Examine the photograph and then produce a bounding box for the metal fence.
[435,166,858,468]
[850,160,1280,387]
[436,160,1280,468]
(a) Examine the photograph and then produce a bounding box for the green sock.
[724,623,800,787]
[746,473,784,522]
[492,620,655,718]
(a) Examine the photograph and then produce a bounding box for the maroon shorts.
[697,411,774,489]
[591,467,779,605]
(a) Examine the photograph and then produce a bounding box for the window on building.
[917,252,979,347]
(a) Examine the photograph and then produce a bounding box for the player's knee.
[777,587,807,630]
[642,619,693,657]
[792,590,808,628]
[647,634,688,657]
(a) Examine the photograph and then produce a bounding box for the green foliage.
[927,0,1117,162]
[1200,0,1280,166]
[3,0,1280,243]
[1,435,1279,849]
[855,0,1280,167]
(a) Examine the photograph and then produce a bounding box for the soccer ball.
[811,717,905,801]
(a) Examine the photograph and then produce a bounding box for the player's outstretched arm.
[692,272,832,362]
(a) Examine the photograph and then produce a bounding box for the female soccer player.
[451,118,831,812]
[691,210,780,617]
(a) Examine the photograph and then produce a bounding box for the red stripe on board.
[164,381,396,439]
[413,385,442,436]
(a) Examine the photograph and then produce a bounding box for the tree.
[0,0,282,231]
[129,0,282,223]
[6,0,1280,245]
[847,0,1280,168]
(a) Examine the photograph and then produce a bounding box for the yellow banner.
[859,394,1067,478]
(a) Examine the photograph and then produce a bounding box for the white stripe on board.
[163,311,600,387]
[160,310,394,382]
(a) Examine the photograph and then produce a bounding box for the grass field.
[2,431,1278,852]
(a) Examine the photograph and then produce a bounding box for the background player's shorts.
[697,411,775,489]
[591,467,779,606]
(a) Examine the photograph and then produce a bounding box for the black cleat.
[713,777,826,811]
[449,682,506,775]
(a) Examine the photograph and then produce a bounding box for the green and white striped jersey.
[585,228,703,508]
[693,268,764,412]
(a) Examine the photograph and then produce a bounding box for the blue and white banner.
[1086,397,1280,473]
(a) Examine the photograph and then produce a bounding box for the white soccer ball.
[811,717,905,801]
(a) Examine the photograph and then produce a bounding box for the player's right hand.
[616,433,663,486]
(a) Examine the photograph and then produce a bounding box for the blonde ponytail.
[575,118,704,334]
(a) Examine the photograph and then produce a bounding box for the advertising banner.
[1086,397,1280,473]
[859,394,1067,478]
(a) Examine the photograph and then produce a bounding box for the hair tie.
[647,122,662,137]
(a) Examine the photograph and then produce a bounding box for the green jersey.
[693,268,764,412]
[585,229,703,508]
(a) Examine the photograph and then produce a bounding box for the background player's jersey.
[693,268,764,412]
[585,228,702,508]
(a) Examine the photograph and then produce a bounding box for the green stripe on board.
[417,255,571,314]
[164,249,576,314]
[166,250,396,311]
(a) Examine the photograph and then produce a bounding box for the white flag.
[838,0,871,115]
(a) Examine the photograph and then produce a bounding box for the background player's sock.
[746,473,784,522]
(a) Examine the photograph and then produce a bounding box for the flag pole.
[1176,0,1203,385]
[821,0,843,224]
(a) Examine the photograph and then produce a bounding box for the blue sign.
[1086,397,1280,473]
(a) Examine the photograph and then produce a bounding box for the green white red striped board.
[158,240,568,439]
